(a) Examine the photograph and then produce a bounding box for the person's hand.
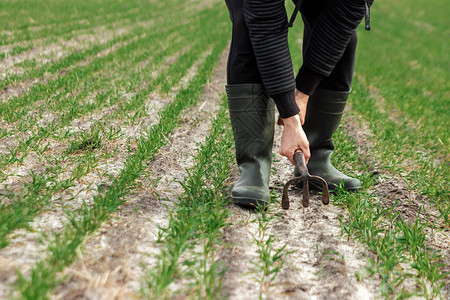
[277,89,309,126]
[279,114,310,165]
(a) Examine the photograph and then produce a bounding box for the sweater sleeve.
[299,0,369,87]
[243,0,299,118]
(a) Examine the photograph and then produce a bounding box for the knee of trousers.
[318,31,358,92]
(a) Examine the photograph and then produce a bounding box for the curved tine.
[321,186,330,205]
[310,175,330,205]
[302,180,310,207]
[282,177,301,210]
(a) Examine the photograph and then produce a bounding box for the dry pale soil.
[0,45,447,299]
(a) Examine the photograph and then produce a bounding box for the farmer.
[225,0,373,208]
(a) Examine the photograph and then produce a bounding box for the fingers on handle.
[290,149,300,166]
[279,148,297,165]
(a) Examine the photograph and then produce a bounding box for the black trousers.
[225,0,357,93]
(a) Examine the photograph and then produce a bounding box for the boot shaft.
[226,84,276,207]
[303,88,349,151]
[226,84,275,163]
[294,89,361,191]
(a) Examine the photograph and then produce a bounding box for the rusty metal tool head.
[281,151,330,209]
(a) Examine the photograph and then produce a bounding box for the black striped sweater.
[243,0,374,118]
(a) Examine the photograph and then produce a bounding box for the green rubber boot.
[226,84,275,208]
[295,88,361,192]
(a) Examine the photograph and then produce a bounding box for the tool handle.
[294,151,309,177]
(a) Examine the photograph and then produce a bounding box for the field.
[0,0,448,299]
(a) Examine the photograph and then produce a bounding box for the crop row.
[0,5,227,178]
[0,0,229,264]
[12,35,228,299]
[330,127,447,298]
[0,0,190,45]
[286,0,448,296]
[351,0,448,219]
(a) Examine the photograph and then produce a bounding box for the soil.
[343,110,450,296]
[49,49,384,299]
[0,20,154,102]
[0,46,217,299]
[0,43,448,300]
[51,48,227,300]
[218,123,381,299]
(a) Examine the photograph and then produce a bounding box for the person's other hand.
[277,89,309,126]
[279,114,310,165]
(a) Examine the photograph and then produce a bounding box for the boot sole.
[233,197,269,210]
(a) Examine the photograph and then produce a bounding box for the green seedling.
[66,126,102,153]
[15,33,229,298]
[329,130,448,298]
[144,95,234,299]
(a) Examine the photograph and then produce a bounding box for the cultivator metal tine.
[281,177,301,209]
[281,151,330,209]
[302,179,310,207]
[309,175,330,205]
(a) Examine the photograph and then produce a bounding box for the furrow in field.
[0,7,139,44]
[219,124,381,299]
[166,49,213,100]
[0,22,154,102]
[0,33,152,171]
[0,27,188,145]
[0,8,220,185]
[0,4,202,102]
[62,46,190,139]
[0,0,169,46]
[0,31,142,103]
[0,45,223,299]
[0,2,216,118]
[355,0,448,134]
[8,41,226,300]
[0,148,125,297]
[119,46,204,133]
[184,0,218,13]
[51,48,228,300]
[349,75,449,220]
[304,91,450,298]
[0,29,175,147]
[217,206,261,299]
[0,19,122,55]
[342,107,444,222]
[341,107,449,296]
[0,15,216,177]
[0,5,137,36]
[0,19,154,80]
[0,17,204,199]
[354,72,447,156]
[0,0,212,48]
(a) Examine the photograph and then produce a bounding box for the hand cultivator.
[282,151,330,209]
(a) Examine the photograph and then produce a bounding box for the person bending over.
[225,0,373,208]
